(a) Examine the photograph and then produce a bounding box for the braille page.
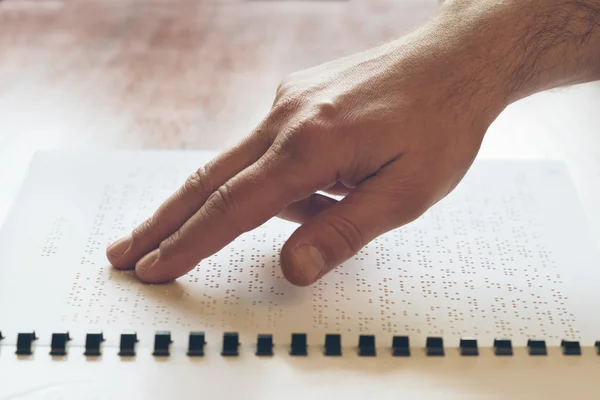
[0,150,599,351]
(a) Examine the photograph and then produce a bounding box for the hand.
[106,13,506,286]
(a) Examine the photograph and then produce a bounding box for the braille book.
[1,150,599,399]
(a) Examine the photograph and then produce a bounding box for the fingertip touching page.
[0,150,598,349]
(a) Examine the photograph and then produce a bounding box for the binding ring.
[1,332,592,358]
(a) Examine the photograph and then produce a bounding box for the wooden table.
[1,0,599,249]
[0,0,439,222]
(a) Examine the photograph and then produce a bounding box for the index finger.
[106,126,272,270]
[133,142,335,283]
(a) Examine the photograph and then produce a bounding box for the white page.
[1,345,600,400]
[2,150,600,400]
[0,150,599,350]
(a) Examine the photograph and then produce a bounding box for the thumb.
[280,167,433,286]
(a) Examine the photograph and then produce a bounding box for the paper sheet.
[0,150,599,349]
[2,150,600,400]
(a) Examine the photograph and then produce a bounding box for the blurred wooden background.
[1,0,599,248]
[0,0,439,221]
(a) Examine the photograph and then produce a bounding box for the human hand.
[106,9,507,286]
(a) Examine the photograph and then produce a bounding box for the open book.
[0,150,599,399]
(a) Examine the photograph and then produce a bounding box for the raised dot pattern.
[55,162,582,346]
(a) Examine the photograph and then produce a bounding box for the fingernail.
[291,244,326,283]
[107,235,132,258]
[135,250,159,277]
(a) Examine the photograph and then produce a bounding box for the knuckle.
[276,77,293,96]
[271,96,303,120]
[158,228,183,255]
[279,117,325,158]
[183,166,214,200]
[312,98,339,122]
[204,184,246,235]
[212,184,236,215]
[276,81,285,95]
[276,72,301,91]
[131,217,155,244]
[325,214,365,255]
[270,134,308,166]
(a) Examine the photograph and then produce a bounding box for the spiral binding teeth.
[256,334,274,357]
[358,335,376,357]
[119,332,138,356]
[16,332,37,356]
[527,339,547,356]
[0,332,593,358]
[494,339,513,356]
[561,340,581,356]
[426,337,444,356]
[50,332,71,356]
[153,332,172,357]
[84,333,104,356]
[187,332,206,357]
[222,332,240,356]
[392,336,410,356]
[324,334,342,356]
[459,338,478,356]
[290,333,307,356]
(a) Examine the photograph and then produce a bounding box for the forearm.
[406,0,600,112]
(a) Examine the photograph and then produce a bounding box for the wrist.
[433,0,600,104]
